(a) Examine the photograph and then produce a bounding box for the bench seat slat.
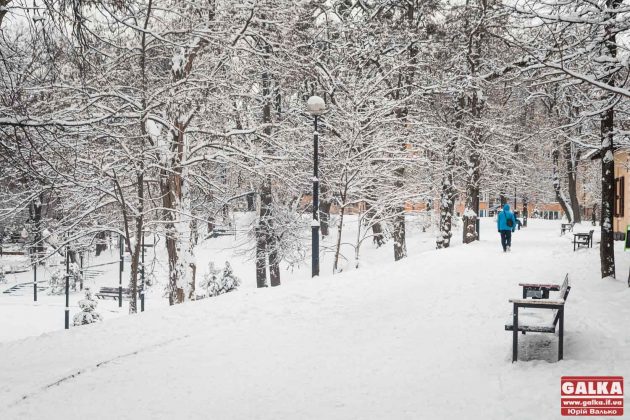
[509,298,565,306]
[505,324,556,333]
[505,308,556,332]
[518,283,560,289]
[95,286,133,300]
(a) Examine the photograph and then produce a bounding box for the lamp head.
[307,96,326,115]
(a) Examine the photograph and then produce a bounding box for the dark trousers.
[500,230,512,251]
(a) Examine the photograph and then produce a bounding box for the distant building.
[613,149,630,238]
[454,192,565,220]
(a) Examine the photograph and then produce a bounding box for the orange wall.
[614,151,630,234]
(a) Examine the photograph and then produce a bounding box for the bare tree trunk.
[256,42,281,287]
[354,210,363,269]
[392,165,407,260]
[320,199,332,237]
[462,150,480,244]
[364,196,385,246]
[95,231,107,256]
[601,107,616,278]
[255,225,267,288]
[157,5,205,304]
[601,0,619,279]
[461,3,484,245]
[393,207,407,260]
[333,180,349,272]
[436,137,455,248]
[128,171,144,314]
[160,120,197,304]
[552,145,573,222]
[333,206,346,273]
[564,131,582,224]
[257,176,272,287]
[129,5,151,312]
[0,0,9,28]
[246,192,255,211]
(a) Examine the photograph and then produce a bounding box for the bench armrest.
[518,283,560,290]
[509,298,565,306]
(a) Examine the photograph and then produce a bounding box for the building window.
[615,176,625,217]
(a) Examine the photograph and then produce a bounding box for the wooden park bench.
[560,223,574,235]
[95,286,132,300]
[573,230,594,251]
[207,226,234,239]
[505,274,571,362]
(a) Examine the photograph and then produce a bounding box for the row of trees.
[1,0,628,313]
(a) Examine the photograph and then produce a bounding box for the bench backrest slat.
[98,287,131,294]
[552,274,570,327]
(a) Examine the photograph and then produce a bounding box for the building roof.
[584,146,630,161]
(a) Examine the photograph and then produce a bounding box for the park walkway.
[0,219,628,420]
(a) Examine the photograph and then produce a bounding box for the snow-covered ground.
[0,218,629,419]
[0,212,440,342]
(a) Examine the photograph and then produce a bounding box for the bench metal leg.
[513,304,518,362]
[558,306,564,361]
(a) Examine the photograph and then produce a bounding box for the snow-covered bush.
[201,261,240,298]
[200,261,220,297]
[73,289,102,326]
[48,263,82,294]
[47,269,66,295]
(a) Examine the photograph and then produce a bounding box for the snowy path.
[0,220,629,419]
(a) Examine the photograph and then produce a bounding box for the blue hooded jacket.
[497,204,516,232]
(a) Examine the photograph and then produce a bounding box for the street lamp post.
[307,95,326,277]
[64,242,70,329]
[33,256,37,302]
[118,234,123,307]
[79,252,84,291]
[140,232,145,312]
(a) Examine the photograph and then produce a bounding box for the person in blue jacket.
[497,204,516,252]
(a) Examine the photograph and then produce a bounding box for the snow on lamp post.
[119,234,123,307]
[307,95,326,277]
[140,232,145,312]
[65,240,70,329]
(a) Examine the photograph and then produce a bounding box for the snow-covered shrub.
[201,261,240,298]
[47,269,66,295]
[200,261,220,297]
[47,263,82,294]
[73,289,102,326]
